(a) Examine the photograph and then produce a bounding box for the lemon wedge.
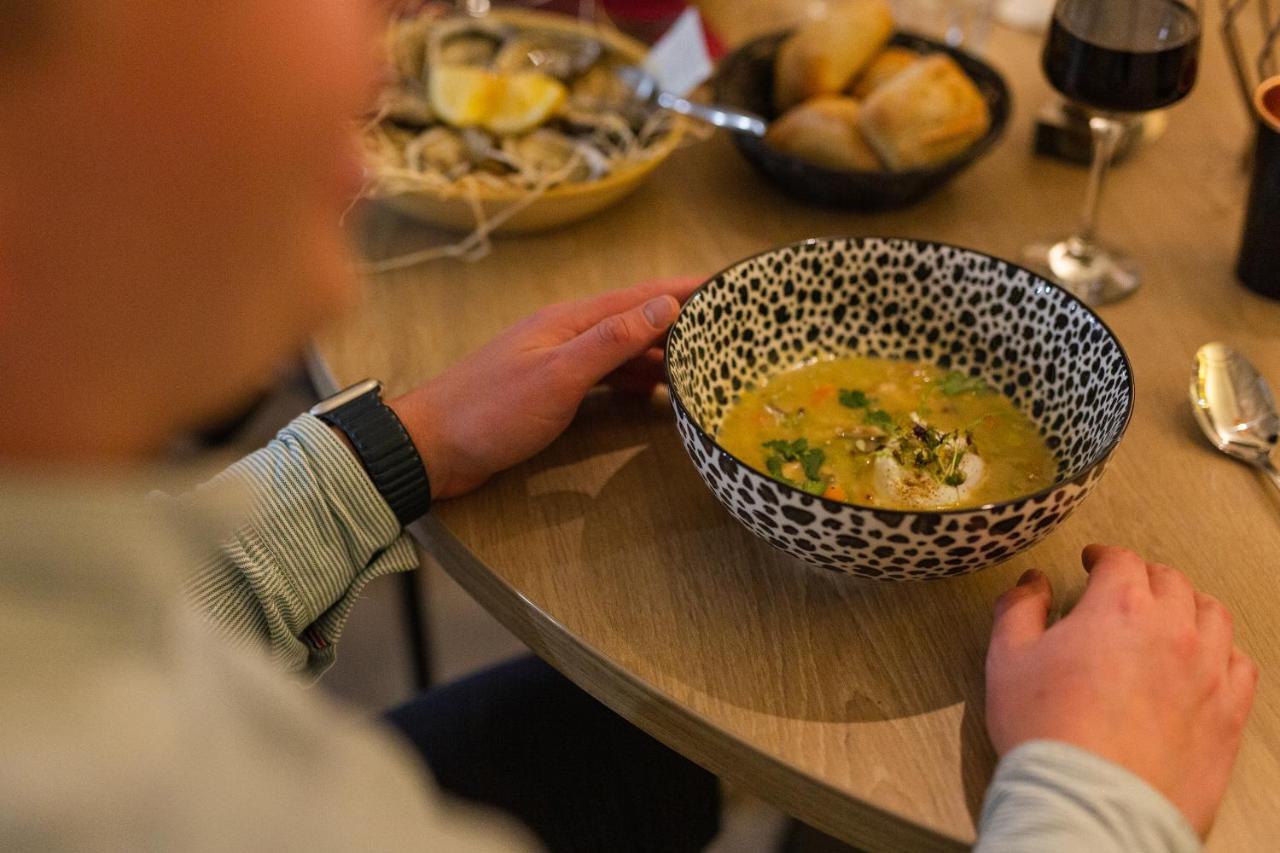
[486,71,567,134]
[429,64,499,128]
[429,65,566,134]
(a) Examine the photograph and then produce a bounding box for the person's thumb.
[559,295,680,387]
[990,569,1053,655]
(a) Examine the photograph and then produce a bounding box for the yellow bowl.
[376,8,686,235]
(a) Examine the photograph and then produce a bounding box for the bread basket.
[713,30,1010,210]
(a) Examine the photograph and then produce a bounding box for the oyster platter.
[363,7,685,234]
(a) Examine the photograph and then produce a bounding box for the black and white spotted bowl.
[664,237,1135,581]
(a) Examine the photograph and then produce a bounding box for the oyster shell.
[363,125,417,169]
[439,33,502,66]
[569,61,633,111]
[389,16,431,82]
[461,128,521,173]
[504,129,609,184]
[405,127,468,177]
[493,31,603,79]
[380,87,435,130]
[559,108,636,149]
[435,19,510,67]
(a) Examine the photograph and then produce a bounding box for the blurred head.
[0,1,382,462]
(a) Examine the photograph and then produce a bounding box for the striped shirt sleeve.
[177,414,421,679]
[975,740,1202,853]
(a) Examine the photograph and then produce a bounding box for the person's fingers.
[1147,562,1197,623]
[625,347,666,370]
[1195,591,1234,667]
[604,353,663,392]
[563,277,703,333]
[608,346,665,377]
[558,295,681,388]
[1227,647,1259,712]
[990,569,1053,654]
[1081,543,1146,577]
[605,375,661,395]
[1079,544,1151,610]
[598,346,668,393]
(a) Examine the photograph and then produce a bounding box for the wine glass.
[1026,0,1202,305]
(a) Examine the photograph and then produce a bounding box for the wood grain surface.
[312,4,1280,849]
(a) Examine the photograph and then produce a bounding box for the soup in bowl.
[664,237,1134,581]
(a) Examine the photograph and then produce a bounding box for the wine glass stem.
[1263,458,1280,496]
[1074,114,1125,252]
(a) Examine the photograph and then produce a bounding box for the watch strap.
[316,389,431,527]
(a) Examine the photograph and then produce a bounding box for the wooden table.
[312,5,1280,850]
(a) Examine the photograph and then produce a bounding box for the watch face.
[309,378,381,416]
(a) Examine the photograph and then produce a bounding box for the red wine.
[1043,0,1200,112]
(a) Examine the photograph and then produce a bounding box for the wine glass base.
[1024,238,1142,306]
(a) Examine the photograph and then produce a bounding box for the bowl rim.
[663,235,1137,517]
[712,28,1012,181]
[375,6,687,204]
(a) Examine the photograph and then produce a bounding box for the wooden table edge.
[306,346,971,852]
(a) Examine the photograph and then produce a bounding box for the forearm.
[976,740,1201,853]
[169,414,420,679]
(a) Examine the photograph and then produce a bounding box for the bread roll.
[773,0,895,111]
[859,54,991,171]
[848,47,919,99]
[765,96,883,172]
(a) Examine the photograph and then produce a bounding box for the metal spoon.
[617,66,768,137]
[1190,342,1280,493]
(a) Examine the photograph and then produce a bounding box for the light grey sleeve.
[175,414,421,679]
[975,740,1202,853]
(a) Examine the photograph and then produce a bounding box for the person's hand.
[985,545,1258,836]
[388,277,702,500]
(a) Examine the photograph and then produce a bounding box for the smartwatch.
[309,379,431,526]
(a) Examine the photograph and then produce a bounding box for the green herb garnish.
[766,455,785,479]
[939,371,989,397]
[863,409,895,430]
[942,445,968,486]
[763,438,807,458]
[889,422,974,487]
[837,389,871,409]
[762,438,827,491]
[801,449,824,481]
[800,479,827,495]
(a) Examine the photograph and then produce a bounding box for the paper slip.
[642,8,713,98]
